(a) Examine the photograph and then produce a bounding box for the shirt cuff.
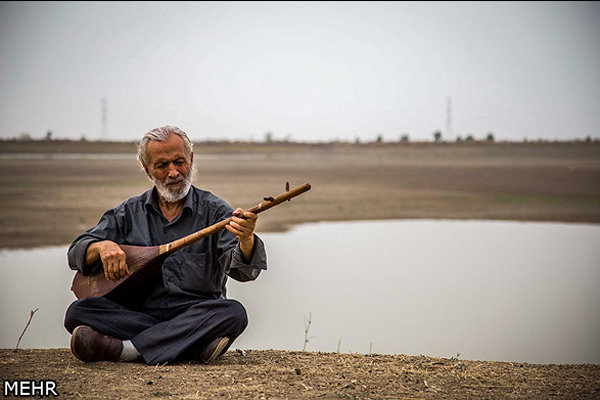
[68,237,101,275]
[231,234,268,270]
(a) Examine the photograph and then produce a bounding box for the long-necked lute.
[71,183,311,305]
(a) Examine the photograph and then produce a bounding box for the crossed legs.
[64,296,248,364]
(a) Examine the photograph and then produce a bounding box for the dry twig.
[302,312,315,351]
[15,308,39,349]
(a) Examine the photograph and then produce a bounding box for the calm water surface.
[1,220,599,364]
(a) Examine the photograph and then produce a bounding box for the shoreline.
[2,216,599,251]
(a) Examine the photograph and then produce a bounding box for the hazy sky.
[1,1,599,142]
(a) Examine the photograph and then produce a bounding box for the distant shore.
[1,140,599,249]
[2,137,599,153]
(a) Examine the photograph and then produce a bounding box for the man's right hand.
[87,240,130,282]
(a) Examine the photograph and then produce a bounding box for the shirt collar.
[144,186,195,217]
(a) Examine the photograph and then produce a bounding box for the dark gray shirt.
[67,185,267,309]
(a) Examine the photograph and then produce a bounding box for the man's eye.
[156,163,167,169]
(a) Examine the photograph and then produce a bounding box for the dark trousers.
[64,297,248,364]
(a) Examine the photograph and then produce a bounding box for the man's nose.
[168,163,179,178]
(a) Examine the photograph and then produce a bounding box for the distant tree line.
[4,129,599,145]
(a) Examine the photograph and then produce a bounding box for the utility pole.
[101,98,107,139]
[446,96,452,140]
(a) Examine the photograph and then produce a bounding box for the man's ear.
[143,164,151,178]
[190,152,194,164]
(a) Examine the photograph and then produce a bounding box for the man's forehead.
[146,134,189,160]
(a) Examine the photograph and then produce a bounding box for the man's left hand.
[226,208,257,260]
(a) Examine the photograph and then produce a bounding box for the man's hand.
[226,208,257,261]
[88,240,130,282]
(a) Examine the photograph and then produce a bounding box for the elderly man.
[64,126,267,364]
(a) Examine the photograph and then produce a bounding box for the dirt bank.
[1,349,599,399]
[1,141,600,249]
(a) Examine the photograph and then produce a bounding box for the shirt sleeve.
[227,234,268,281]
[213,205,268,282]
[67,207,125,275]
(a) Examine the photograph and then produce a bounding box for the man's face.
[144,134,193,203]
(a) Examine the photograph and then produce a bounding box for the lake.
[1,219,598,364]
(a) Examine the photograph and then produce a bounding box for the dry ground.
[1,141,600,249]
[1,349,599,400]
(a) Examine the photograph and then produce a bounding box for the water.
[0,247,77,348]
[1,220,599,364]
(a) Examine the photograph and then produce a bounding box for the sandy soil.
[1,141,599,249]
[1,349,599,400]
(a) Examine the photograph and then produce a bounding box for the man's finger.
[118,259,129,279]
[232,216,252,227]
[229,221,246,232]
[225,224,241,236]
[110,261,118,281]
[111,263,118,281]
[106,262,114,281]
[233,214,256,224]
[233,222,253,236]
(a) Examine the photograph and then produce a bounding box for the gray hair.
[137,126,193,167]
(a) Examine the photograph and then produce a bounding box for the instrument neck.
[159,182,311,256]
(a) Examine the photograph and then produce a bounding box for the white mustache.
[165,177,184,185]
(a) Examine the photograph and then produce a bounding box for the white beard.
[151,170,192,203]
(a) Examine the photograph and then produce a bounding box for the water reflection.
[1,220,599,364]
